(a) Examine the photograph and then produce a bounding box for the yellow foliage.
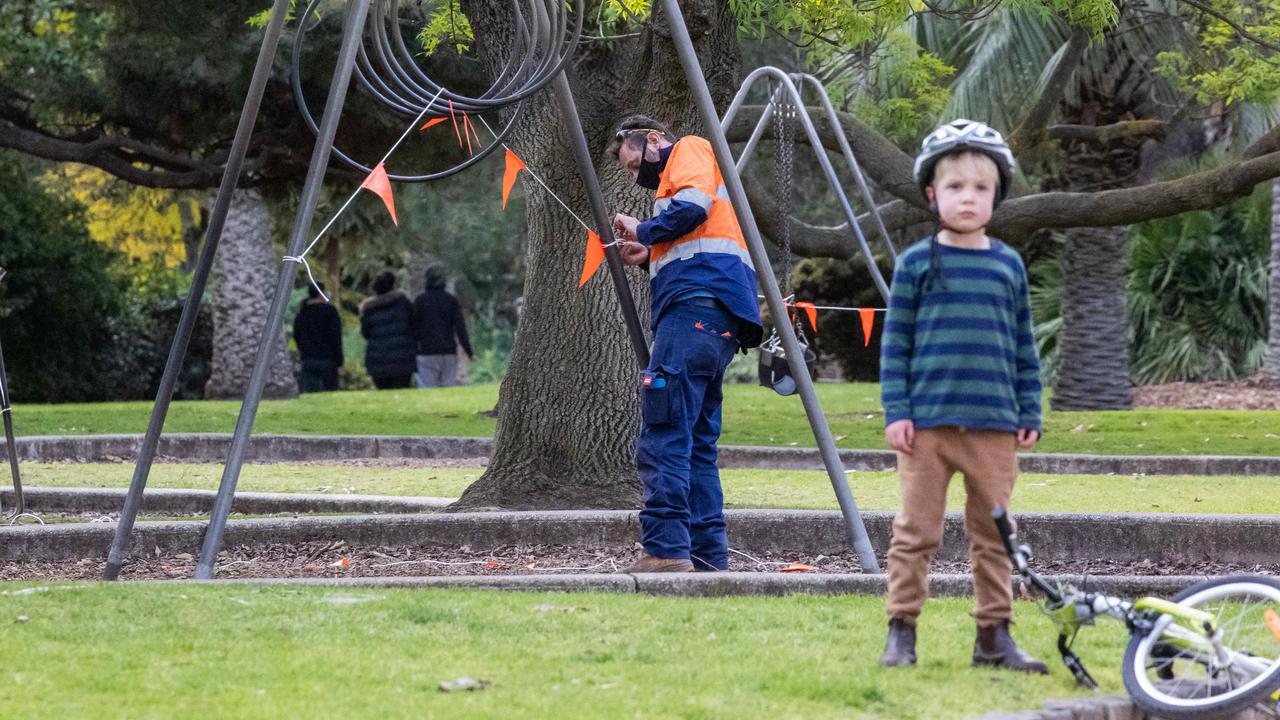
[40,165,194,267]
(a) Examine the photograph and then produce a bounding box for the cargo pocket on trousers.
[641,365,679,426]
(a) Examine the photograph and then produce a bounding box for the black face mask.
[635,144,673,190]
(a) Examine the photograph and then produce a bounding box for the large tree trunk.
[1052,225,1132,409]
[452,1,741,510]
[204,189,298,399]
[1264,177,1280,381]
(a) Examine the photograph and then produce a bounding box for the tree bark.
[1052,226,1132,409]
[1264,177,1280,381]
[451,1,740,510]
[204,189,298,399]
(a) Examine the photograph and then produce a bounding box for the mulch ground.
[2,542,1275,582]
[1132,375,1280,410]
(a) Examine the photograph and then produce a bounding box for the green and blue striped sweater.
[880,237,1042,432]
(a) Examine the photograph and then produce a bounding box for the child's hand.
[885,419,914,454]
[1016,428,1039,449]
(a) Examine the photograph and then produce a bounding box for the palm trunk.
[1263,177,1280,381]
[451,1,741,509]
[1052,225,1132,409]
[204,189,298,399]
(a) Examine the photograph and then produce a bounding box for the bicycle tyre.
[1122,575,1280,720]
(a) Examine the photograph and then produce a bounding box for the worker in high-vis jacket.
[610,115,763,573]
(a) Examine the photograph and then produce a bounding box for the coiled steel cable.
[292,0,582,181]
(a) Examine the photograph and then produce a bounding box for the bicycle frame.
[991,508,1254,687]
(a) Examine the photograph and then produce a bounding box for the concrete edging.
[973,695,1274,720]
[5,433,1279,476]
[0,487,451,515]
[2,509,1276,568]
[178,572,1208,600]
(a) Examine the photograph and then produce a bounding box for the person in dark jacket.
[411,264,473,388]
[292,282,344,393]
[360,271,416,389]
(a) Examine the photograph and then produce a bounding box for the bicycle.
[993,508,1280,719]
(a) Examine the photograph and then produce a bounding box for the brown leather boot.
[623,553,694,573]
[973,620,1049,674]
[878,617,917,668]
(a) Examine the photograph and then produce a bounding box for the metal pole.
[658,0,880,572]
[549,72,649,367]
[102,0,292,580]
[195,0,371,579]
[0,269,22,519]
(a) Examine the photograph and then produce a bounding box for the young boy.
[878,120,1047,673]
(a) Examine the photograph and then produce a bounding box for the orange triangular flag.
[795,301,818,336]
[467,114,483,148]
[360,163,397,226]
[578,230,604,288]
[502,149,526,209]
[448,99,464,149]
[858,308,876,347]
[420,117,448,130]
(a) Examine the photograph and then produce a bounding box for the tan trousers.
[885,427,1018,627]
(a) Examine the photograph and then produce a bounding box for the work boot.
[623,553,694,573]
[972,620,1049,674]
[878,617,917,668]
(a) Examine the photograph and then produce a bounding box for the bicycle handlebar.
[992,508,1062,604]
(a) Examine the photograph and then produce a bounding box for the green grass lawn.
[11,383,1280,456]
[20,463,1280,515]
[0,583,1126,719]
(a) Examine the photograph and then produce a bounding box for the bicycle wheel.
[1122,575,1280,720]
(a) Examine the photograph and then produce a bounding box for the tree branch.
[1048,119,1168,143]
[1008,27,1091,154]
[1176,0,1280,54]
[0,121,229,189]
[992,150,1280,237]
[1244,123,1280,160]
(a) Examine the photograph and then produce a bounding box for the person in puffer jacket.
[359,271,416,389]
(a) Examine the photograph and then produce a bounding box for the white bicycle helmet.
[913,119,1017,206]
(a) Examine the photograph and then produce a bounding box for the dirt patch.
[2,542,1275,582]
[1132,375,1280,410]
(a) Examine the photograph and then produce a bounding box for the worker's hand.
[618,241,649,266]
[612,213,639,243]
[885,419,915,454]
[1016,428,1040,449]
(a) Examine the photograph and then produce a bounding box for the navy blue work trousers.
[637,300,740,571]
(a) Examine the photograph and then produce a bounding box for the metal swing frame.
[104,0,889,579]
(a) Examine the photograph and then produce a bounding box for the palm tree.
[204,189,298,399]
[1266,176,1280,381]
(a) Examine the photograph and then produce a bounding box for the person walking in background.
[360,271,416,390]
[292,282,344,393]
[412,264,473,388]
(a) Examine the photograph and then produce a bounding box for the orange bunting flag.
[779,563,819,573]
[420,117,448,130]
[858,308,876,347]
[578,230,604,288]
[795,302,818,336]
[501,149,527,209]
[448,99,464,149]
[360,163,397,226]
